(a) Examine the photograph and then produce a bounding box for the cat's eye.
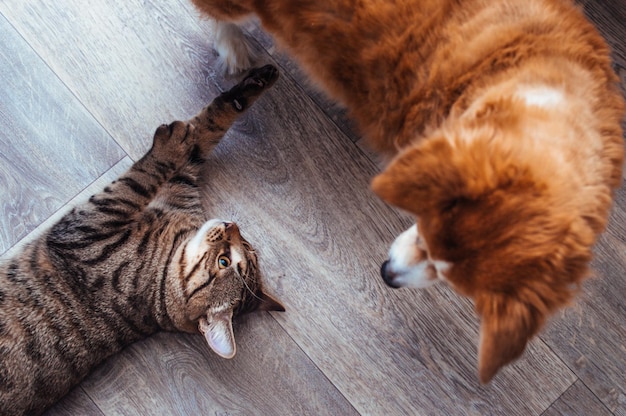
[218,255,231,269]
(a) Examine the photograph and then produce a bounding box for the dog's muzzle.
[380,260,400,288]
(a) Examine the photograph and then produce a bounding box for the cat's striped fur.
[0,64,283,416]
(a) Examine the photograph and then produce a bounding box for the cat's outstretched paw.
[185,65,278,158]
[221,64,279,112]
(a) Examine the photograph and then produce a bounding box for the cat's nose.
[223,221,239,237]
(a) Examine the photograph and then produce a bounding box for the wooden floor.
[1,1,624,415]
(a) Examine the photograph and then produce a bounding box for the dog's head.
[371,118,600,383]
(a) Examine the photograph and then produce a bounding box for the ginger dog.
[191,0,625,382]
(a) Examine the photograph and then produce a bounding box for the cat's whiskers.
[236,270,264,303]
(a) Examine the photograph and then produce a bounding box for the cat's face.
[175,219,284,358]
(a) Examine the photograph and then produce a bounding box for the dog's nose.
[380,260,400,289]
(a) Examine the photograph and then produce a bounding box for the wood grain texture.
[1,0,625,415]
[0,13,124,255]
[80,315,358,415]
[0,0,225,161]
[43,387,104,416]
[543,380,612,416]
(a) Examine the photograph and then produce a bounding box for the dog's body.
[192,0,625,382]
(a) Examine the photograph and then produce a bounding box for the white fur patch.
[230,248,244,268]
[186,218,225,261]
[388,224,420,270]
[432,260,452,280]
[518,86,564,109]
[386,225,440,288]
[214,21,254,74]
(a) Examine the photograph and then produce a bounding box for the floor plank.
[43,387,104,416]
[0,0,225,161]
[80,315,358,415]
[0,13,124,254]
[543,380,612,416]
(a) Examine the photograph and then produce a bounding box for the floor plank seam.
[0,156,128,262]
[538,378,579,416]
[79,386,105,416]
[538,334,619,415]
[0,11,128,159]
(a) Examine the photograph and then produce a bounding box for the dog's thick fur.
[192,0,625,382]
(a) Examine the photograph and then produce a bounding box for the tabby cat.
[0,64,283,416]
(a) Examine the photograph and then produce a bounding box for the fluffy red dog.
[191,0,625,382]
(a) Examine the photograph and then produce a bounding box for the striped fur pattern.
[0,65,283,416]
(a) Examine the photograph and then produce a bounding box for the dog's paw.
[215,21,255,75]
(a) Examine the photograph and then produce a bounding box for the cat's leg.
[149,64,279,217]
[215,20,256,75]
[139,64,279,219]
[46,122,195,261]
[117,65,278,187]
[84,121,196,214]
[187,64,279,159]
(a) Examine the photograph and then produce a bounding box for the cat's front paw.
[150,120,195,167]
[241,64,280,90]
[221,64,279,112]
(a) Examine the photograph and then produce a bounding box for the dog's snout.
[380,260,400,289]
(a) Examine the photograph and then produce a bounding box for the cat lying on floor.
[0,64,283,416]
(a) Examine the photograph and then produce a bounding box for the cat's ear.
[257,291,286,312]
[198,310,236,359]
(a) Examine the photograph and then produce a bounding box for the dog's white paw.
[215,21,255,75]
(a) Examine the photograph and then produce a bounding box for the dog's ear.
[371,138,459,215]
[475,291,544,383]
[371,128,542,216]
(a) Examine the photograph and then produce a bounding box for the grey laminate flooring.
[1,1,624,414]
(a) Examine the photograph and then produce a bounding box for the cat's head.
[168,219,284,358]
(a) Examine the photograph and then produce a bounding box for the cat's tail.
[188,64,279,157]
